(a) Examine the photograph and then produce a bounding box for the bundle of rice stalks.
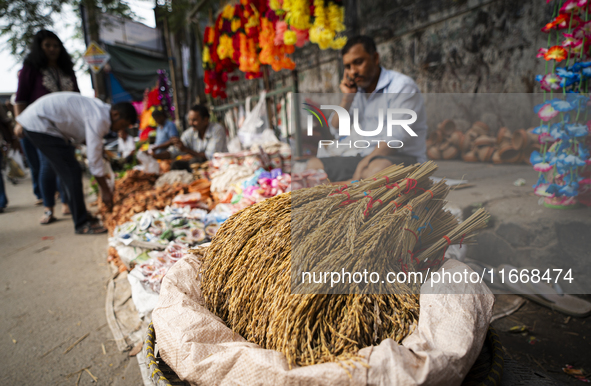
[200,161,489,368]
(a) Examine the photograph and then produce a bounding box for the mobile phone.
[346,74,356,87]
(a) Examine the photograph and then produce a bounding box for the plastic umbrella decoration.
[533,0,591,208]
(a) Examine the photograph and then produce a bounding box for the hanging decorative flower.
[544,45,568,61]
[538,104,560,121]
[202,0,347,98]
[309,0,346,50]
[540,73,563,90]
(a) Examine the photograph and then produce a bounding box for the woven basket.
[142,322,504,386]
[142,322,189,386]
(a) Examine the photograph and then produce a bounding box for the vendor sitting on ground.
[152,108,178,152]
[305,35,428,182]
[148,104,227,163]
[14,92,137,234]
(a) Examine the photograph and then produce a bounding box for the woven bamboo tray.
[142,322,504,386]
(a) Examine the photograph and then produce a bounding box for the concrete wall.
[288,0,551,134]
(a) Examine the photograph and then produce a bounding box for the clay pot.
[462,150,479,162]
[442,146,460,160]
[438,119,457,136]
[449,131,465,148]
[496,127,511,145]
[427,146,442,160]
[497,144,521,163]
[477,146,495,162]
[471,121,490,136]
[438,141,451,152]
[492,150,502,164]
[426,131,443,148]
[473,135,497,148]
[459,134,472,154]
[526,127,539,146]
[512,129,529,151]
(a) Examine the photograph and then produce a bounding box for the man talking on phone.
[305,35,427,182]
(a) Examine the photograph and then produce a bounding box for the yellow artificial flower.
[246,15,259,28]
[207,28,215,44]
[217,35,234,60]
[320,29,335,43]
[231,18,241,32]
[327,4,345,32]
[285,0,311,30]
[269,0,282,11]
[330,36,347,50]
[202,46,211,66]
[221,4,235,19]
[284,30,297,45]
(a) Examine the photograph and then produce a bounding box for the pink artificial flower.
[561,0,581,13]
[540,73,562,91]
[580,178,591,185]
[577,0,588,7]
[562,33,582,47]
[539,133,555,144]
[573,20,591,39]
[557,15,583,29]
[293,27,309,48]
[274,21,288,46]
[538,103,560,121]
[569,40,585,56]
[534,162,553,172]
[537,48,549,58]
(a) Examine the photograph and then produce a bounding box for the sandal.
[40,210,57,225]
[75,221,108,235]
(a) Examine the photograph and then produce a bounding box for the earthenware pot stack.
[427,119,540,164]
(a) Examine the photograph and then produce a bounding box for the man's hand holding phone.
[340,72,357,94]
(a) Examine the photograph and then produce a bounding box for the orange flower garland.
[203,0,346,98]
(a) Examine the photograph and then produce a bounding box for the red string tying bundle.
[328,185,348,196]
[404,178,418,194]
[398,258,408,274]
[441,235,452,261]
[459,234,466,248]
[363,196,383,217]
[407,249,420,265]
[417,187,434,198]
[338,199,359,207]
[404,228,418,242]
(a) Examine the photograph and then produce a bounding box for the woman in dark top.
[14,30,80,224]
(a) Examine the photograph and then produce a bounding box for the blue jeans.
[0,151,7,208]
[39,153,67,207]
[24,130,88,229]
[20,137,42,200]
[21,136,66,207]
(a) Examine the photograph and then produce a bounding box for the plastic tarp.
[105,44,169,100]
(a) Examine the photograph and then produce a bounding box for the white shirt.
[16,92,111,176]
[118,135,135,158]
[176,122,228,160]
[318,67,428,163]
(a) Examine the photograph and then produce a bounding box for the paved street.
[0,176,142,385]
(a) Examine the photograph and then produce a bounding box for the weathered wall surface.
[288,0,551,133]
[293,0,549,93]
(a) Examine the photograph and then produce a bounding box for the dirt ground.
[0,176,143,385]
